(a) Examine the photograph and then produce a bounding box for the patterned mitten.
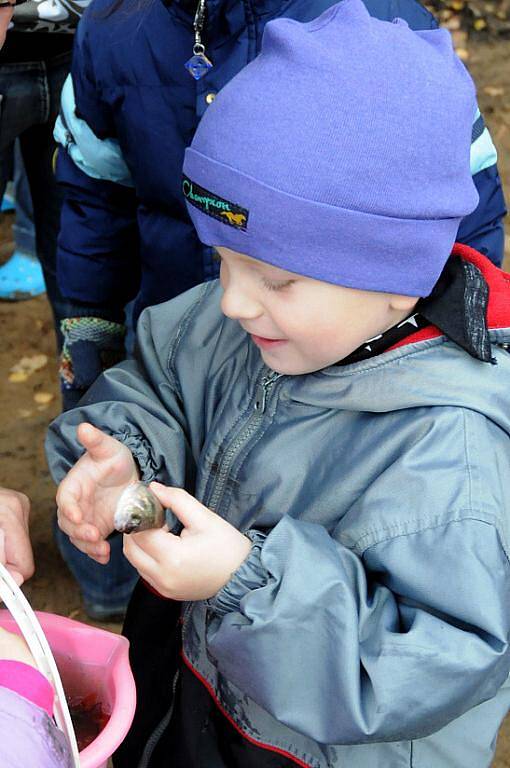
[60,317,126,411]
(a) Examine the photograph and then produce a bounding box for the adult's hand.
[0,489,34,585]
[0,0,13,48]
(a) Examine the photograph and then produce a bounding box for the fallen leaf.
[12,354,47,371]
[473,17,488,30]
[9,354,48,382]
[34,391,54,405]
[17,409,33,419]
[9,371,29,383]
[456,47,470,61]
[445,15,461,29]
[483,85,505,97]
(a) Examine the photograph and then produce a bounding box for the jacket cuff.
[0,661,54,716]
[114,430,159,484]
[209,530,268,617]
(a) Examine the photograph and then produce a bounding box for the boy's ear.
[389,294,420,313]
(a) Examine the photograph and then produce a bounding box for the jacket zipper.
[181,369,282,638]
[207,368,282,512]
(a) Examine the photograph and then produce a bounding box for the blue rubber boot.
[1,192,15,213]
[0,251,46,300]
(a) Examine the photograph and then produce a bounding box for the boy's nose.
[221,284,263,322]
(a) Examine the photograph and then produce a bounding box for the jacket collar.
[417,247,492,362]
[338,244,499,367]
[387,244,510,360]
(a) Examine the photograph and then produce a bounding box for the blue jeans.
[0,140,36,255]
[54,520,137,612]
[0,51,73,347]
[12,140,36,257]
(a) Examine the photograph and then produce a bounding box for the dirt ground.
[0,224,126,641]
[0,36,509,765]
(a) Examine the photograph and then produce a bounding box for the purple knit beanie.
[183,0,479,296]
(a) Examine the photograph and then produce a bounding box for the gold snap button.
[205,92,216,104]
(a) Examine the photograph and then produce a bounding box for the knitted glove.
[60,317,126,411]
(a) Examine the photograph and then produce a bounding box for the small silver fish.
[114,482,165,534]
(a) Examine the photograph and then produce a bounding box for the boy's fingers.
[56,506,84,538]
[123,533,159,579]
[77,423,119,463]
[56,498,83,527]
[149,483,212,531]
[69,536,110,562]
[56,476,85,525]
[68,536,93,556]
[56,510,76,539]
[88,542,111,564]
[128,527,179,562]
[57,509,101,543]
[81,524,102,543]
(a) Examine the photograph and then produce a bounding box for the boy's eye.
[261,277,295,292]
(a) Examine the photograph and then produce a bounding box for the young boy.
[47,2,510,766]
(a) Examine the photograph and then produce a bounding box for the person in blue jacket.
[53,0,507,620]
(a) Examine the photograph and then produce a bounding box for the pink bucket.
[0,609,136,768]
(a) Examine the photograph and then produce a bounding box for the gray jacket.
[47,277,510,768]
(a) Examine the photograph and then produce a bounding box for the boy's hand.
[0,489,34,584]
[56,423,139,564]
[123,483,252,601]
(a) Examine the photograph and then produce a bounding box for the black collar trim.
[338,255,492,366]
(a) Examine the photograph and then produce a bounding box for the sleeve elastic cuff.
[208,530,268,617]
[114,430,159,483]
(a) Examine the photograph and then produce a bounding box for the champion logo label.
[182,176,249,231]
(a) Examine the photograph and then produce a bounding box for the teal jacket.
[47,245,510,768]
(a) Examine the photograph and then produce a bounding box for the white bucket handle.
[0,561,80,767]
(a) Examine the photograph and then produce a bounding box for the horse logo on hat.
[221,211,247,228]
